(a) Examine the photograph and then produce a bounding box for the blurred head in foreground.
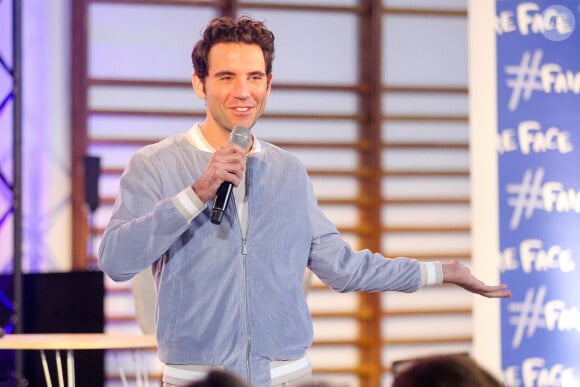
[392,353,503,387]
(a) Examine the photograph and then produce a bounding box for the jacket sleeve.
[305,178,423,293]
[98,151,193,282]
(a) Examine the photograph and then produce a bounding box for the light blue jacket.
[98,132,423,386]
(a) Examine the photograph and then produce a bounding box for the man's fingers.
[474,284,511,298]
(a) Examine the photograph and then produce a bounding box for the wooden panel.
[380,3,471,385]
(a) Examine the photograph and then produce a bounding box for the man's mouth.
[234,107,251,112]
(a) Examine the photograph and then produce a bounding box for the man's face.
[194,42,272,135]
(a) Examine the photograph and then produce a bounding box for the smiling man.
[193,41,271,144]
[98,16,510,387]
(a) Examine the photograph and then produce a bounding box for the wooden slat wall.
[379,3,471,386]
[71,1,472,386]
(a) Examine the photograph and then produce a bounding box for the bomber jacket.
[98,125,425,386]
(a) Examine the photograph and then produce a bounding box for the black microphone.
[211,126,251,225]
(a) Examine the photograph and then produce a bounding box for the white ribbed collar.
[187,123,262,154]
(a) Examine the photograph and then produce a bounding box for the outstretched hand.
[442,260,511,298]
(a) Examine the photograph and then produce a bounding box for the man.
[98,16,510,387]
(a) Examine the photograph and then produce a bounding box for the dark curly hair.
[191,16,275,82]
[392,354,504,387]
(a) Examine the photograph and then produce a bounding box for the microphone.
[211,126,251,225]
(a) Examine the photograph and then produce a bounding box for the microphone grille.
[229,126,251,149]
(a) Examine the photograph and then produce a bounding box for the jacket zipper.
[242,237,251,383]
[238,167,252,384]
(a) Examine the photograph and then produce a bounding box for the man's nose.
[233,78,250,99]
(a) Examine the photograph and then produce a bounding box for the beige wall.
[469,0,503,379]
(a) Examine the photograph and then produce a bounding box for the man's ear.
[192,73,205,99]
[266,74,273,94]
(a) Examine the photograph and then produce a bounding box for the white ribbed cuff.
[173,187,206,221]
[420,262,443,286]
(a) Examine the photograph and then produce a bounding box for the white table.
[0,333,157,387]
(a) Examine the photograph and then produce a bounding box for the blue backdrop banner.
[497,1,580,386]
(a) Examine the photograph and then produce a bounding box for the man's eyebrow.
[213,70,266,77]
[248,71,266,77]
[213,71,235,77]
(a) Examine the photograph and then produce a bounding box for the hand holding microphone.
[211,126,251,224]
[190,126,251,224]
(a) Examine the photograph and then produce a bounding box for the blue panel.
[383,15,468,86]
[497,2,580,386]
[239,9,358,84]
[89,4,217,79]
